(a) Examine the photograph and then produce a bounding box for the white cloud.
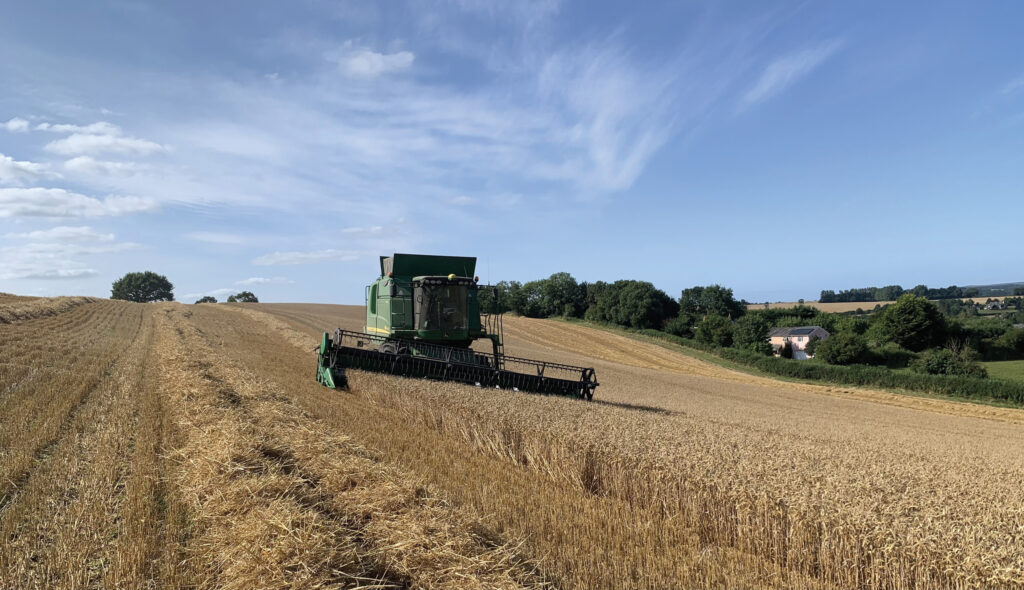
[186,231,247,245]
[14,240,136,255]
[45,133,167,156]
[64,156,141,176]
[0,187,158,218]
[6,225,115,243]
[0,153,57,185]
[236,276,293,286]
[18,268,98,279]
[446,196,474,206]
[253,249,361,266]
[331,42,415,78]
[2,117,30,132]
[741,40,843,108]
[182,287,237,299]
[36,121,122,135]
[340,225,386,235]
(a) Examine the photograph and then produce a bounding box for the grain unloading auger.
[316,254,598,400]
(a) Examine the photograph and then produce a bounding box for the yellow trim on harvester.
[366,326,391,335]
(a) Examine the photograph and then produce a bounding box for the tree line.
[819,284,981,303]
[481,271,1024,384]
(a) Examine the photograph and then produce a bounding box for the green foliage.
[227,291,258,303]
[506,273,586,318]
[695,315,733,347]
[815,332,871,365]
[935,298,978,318]
[195,296,217,304]
[778,340,793,359]
[630,327,1024,404]
[876,294,947,352]
[477,280,520,314]
[587,280,679,329]
[820,284,968,303]
[111,271,174,303]
[663,315,693,338]
[911,343,987,378]
[679,285,745,319]
[732,314,772,355]
[714,347,1024,403]
[804,335,821,356]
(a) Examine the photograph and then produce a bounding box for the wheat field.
[3,297,1024,589]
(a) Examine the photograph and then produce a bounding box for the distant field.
[984,360,1024,382]
[751,296,1009,313]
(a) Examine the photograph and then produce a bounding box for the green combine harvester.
[316,253,598,399]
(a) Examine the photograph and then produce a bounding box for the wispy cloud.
[6,225,115,243]
[340,225,387,235]
[330,42,415,78]
[446,196,474,206]
[0,153,58,185]
[0,226,135,280]
[45,133,167,156]
[15,268,98,280]
[741,39,843,108]
[2,117,30,132]
[64,156,142,176]
[236,276,293,285]
[181,287,236,299]
[253,249,362,266]
[0,187,158,217]
[36,121,122,135]
[185,231,248,245]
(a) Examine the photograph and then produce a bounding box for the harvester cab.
[316,253,598,399]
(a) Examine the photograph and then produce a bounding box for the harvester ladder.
[482,310,505,370]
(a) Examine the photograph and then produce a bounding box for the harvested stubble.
[0,300,182,589]
[1,298,549,590]
[0,295,96,323]
[157,305,547,590]
[250,303,1024,590]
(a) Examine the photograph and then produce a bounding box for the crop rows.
[252,303,1024,589]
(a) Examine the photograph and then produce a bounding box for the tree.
[732,313,772,355]
[679,285,745,319]
[695,315,733,347]
[804,335,822,357]
[586,280,679,329]
[815,332,871,365]
[779,340,794,359]
[227,291,258,303]
[876,294,947,352]
[111,271,174,302]
[195,296,217,304]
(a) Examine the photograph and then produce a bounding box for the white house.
[768,326,830,360]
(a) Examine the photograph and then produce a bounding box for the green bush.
[815,332,871,365]
[663,316,693,338]
[695,315,733,347]
[911,346,987,378]
[621,323,1024,405]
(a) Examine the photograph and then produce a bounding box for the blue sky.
[1,1,1021,304]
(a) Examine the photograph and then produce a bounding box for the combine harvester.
[316,253,598,399]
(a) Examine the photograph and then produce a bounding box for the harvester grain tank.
[316,253,598,399]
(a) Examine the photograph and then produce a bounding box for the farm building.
[768,326,830,360]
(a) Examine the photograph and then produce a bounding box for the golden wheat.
[250,302,1024,589]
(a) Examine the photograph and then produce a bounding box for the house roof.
[767,326,827,338]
